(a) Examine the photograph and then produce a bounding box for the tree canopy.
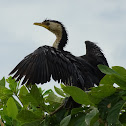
[0,65,126,126]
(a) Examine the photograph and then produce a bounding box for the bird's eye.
[46,22,50,25]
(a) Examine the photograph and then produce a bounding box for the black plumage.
[9,20,108,91]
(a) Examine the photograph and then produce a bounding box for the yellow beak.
[33,22,49,29]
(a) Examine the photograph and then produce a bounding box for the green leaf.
[112,66,126,78]
[62,86,92,105]
[55,108,67,123]
[19,85,28,96]
[46,92,63,103]
[98,93,121,121]
[100,75,114,85]
[21,121,41,126]
[19,93,38,106]
[46,102,60,112]
[60,84,70,97]
[70,113,86,126]
[0,86,13,103]
[6,76,19,94]
[19,85,44,107]
[43,89,53,96]
[54,86,66,97]
[90,113,99,126]
[60,84,66,88]
[88,85,116,104]
[119,112,126,123]
[16,110,41,123]
[98,65,126,89]
[6,97,18,119]
[111,76,126,90]
[1,115,12,125]
[13,98,22,112]
[40,116,59,126]
[30,85,44,104]
[107,100,125,125]
[60,115,71,126]
[0,86,12,95]
[74,119,86,126]
[0,77,5,86]
[98,64,116,75]
[38,87,44,94]
[85,108,99,125]
[18,85,29,106]
[71,107,84,115]
[112,66,126,84]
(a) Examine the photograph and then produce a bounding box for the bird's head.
[34,19,68,50]
[34,20,63,36]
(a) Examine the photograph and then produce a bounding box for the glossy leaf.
[19,85,28,96]
[16,110,41,123]
[111,76,126,90]
[85,108,99,125]
[0,86,13,102]
[100,75,114,85]
[46,92,63,103]
[6,97,18,119]
[98,64,117,75]
[69,113,86,126]
[60,84,66,88]
[71,107,84,115]
[62,86,92,105]
[107,100,125,125]
[20,93,38,106]
[98,93,121,121]
[30,85,43,101]
[6,76,19,94]
[98,65,126,89]
[112,66,126,77]
[88,85,116,104]
[54,86,66,97]
[60,115,71,126]
[19,85,42,106]
[30,85,45,106]
[1,64,126,126]
[0,77,5,86]
[43,89,53,96]
[21,121,41,126]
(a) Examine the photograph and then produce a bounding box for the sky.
[1,0,126,90]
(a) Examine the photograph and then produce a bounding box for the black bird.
[9,20,108,90]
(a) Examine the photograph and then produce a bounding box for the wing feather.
[9,45,101,89]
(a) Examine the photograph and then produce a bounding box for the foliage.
[0,65,126,126]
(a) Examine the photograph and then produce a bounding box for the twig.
[42,104,64,120]
[49,104,64,116]
[0,119,4,126]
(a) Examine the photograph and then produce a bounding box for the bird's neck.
[53,27,68,50]
[53,32,62,49]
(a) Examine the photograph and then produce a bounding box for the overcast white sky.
[1,0,126,89]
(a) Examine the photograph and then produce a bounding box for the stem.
[49,104,64,116]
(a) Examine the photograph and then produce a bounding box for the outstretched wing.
[81,41,109,86]
[9,46,85,87]
[85,41,109,66]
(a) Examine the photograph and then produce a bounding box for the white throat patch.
[48,22,62,49]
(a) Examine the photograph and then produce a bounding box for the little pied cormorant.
[9,20,108,90]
